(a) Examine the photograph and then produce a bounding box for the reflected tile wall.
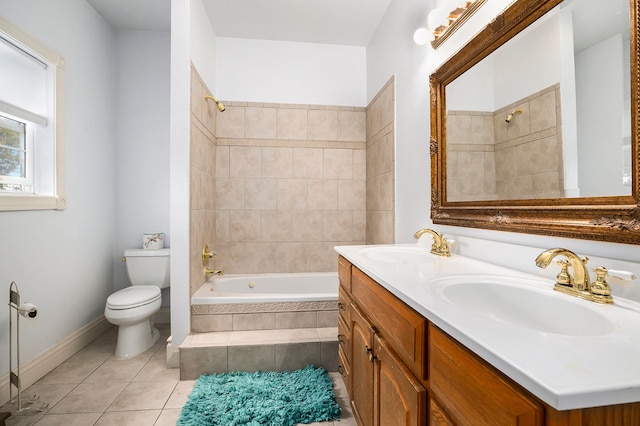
[366,76,395,244]
[446,84,563,201]
[214,102,366,274]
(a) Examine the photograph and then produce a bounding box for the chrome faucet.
[413,228,450,257]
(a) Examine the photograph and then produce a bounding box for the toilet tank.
[123,248,170,288]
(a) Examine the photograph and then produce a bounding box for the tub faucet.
[205,268,224,277]
[413,228,450,257]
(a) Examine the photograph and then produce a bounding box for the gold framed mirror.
[430,0,640,244]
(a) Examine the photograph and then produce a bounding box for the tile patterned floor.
[1,324,355,425]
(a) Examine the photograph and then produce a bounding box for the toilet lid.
[107,286,161,310]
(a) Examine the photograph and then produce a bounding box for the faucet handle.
[606,269,637,281]
[590,266,614,304]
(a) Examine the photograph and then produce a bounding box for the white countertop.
[335,243,640,411]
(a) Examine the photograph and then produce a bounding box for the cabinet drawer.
[338,285,351,325]
[338,256,352,292]
[429,324,543,426]
[351,267,427,381]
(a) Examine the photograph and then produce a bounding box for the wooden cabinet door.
[373,334,426,426]
[429,324,543,426]
[350,303,375,426]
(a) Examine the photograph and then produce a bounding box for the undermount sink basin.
[360,246,432,263]
[431,275,615,336]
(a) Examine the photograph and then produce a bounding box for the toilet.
[105,248,170,359]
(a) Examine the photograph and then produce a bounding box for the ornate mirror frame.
[430,0,640,244]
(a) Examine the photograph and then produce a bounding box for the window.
[0,15,65,210]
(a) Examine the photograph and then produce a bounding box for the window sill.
[0,194,66,211]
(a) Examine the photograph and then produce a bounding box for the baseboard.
[0,316,112,406]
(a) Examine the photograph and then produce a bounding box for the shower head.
[204,94,226,112]
[505,107,523,123]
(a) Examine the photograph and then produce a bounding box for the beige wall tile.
[352,211,366,242]
[516,141,541,176]
[244,243,277,273]
[216,178,245,210]
[230,146,261,178]
[246,107,277,139]
[293,147,323,179]
[292,211,323,242]
[457,151,486,179]
[216,106,245,138]
[324,149,353,179]
[323,211,353,241]
[353,149,366,179]
[277,179,308,211]
[530,90,557,133]
[308,109,338,141]
[471,114,494,145]
[245,178,277,210]
[338,110,366,142]
[213,243,245,274]
[215,211,230,243]
[378,172,394,211]
[262,147,292,178]
[308,179,337,210]
[277,108,308,140]
[229,211,261,242]
[261,211,293,242]
[216,146,230,178]
[275,242,308,272]
[447,114,472,144]
[338,180,366,211]
[307,242,341,272]
[540,134,560,173]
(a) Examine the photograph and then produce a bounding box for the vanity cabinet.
[337,255,640,426]
[338,256,427,426]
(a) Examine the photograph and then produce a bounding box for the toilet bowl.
[105,248,170,359]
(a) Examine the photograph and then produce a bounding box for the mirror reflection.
[445,0,630,202]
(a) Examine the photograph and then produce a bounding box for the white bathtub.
[191,272,339,305]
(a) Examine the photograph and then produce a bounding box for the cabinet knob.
[338,302,345,310]
[338,334,346,345]
[365,346,377,362]
[338,365,346,377]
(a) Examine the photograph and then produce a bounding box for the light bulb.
[413,28,431,45]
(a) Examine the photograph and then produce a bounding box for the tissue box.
[143,233,164,249]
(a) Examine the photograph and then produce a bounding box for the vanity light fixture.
[414,0,487,48]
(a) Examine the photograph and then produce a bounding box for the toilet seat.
[106,286,161,310]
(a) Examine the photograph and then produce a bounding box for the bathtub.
[192,272,338,305]
[190,272,339,332]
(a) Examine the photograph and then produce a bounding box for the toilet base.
[114,319,159,359]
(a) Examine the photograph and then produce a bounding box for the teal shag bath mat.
[177,365,341,426]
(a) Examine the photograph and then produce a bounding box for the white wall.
[368,0,640,299]
[0,0,116,377]
[113,31,170,303]
[216,37,367,106]
[366,0,434,244]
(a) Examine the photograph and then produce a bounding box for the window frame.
[0,15,65,211]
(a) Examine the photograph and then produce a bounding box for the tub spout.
[205,268,224,277]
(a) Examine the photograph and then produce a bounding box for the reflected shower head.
[505,107,523,123]
[204,94,226,112]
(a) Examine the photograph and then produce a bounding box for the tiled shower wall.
[447,84,564,201]
[366,77,395,244]
[190,65,217,297]
[213,102,367,274]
